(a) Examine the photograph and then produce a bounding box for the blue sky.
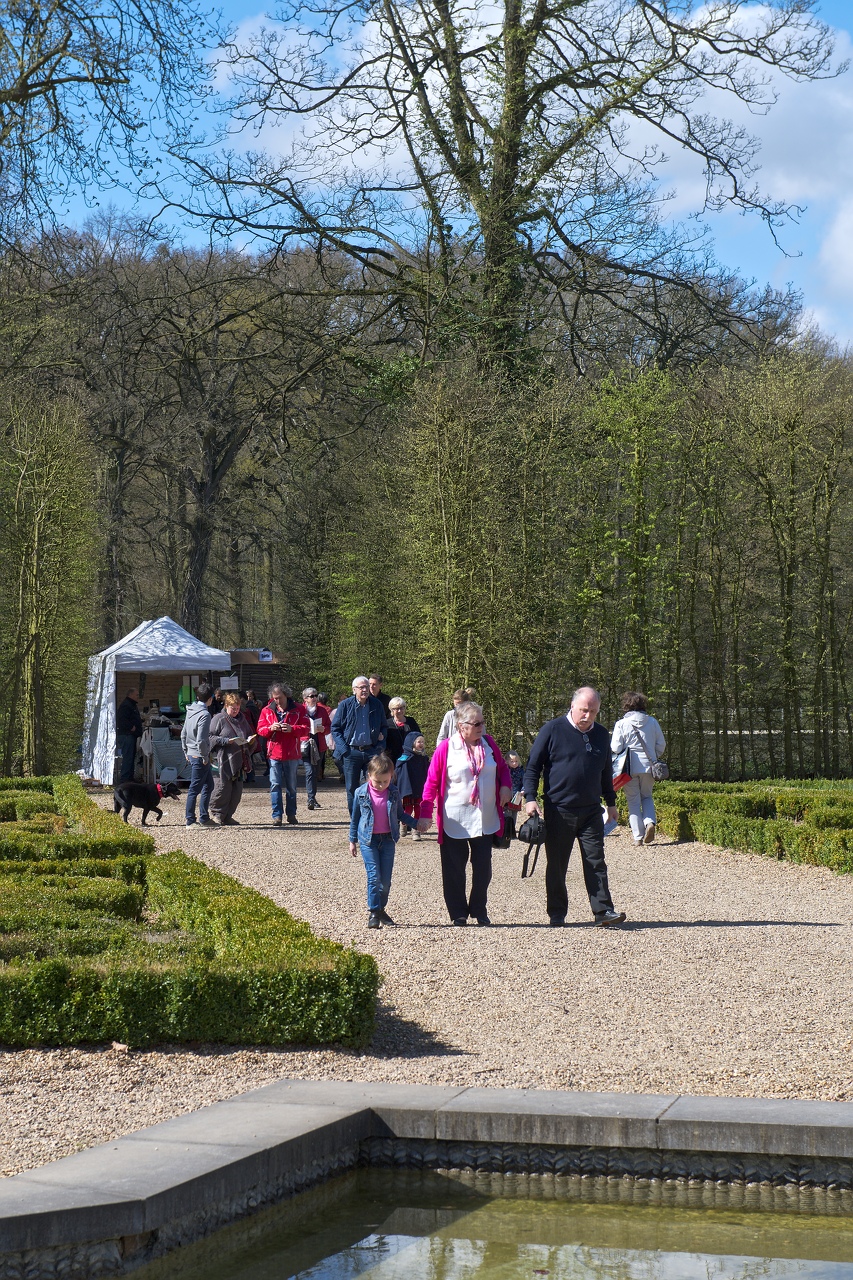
[80,0,853,346]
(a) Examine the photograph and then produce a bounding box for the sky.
[81,0,853,346]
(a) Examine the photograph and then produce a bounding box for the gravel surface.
[1,777,851,1176]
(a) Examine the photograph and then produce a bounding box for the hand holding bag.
[518,812,547,878]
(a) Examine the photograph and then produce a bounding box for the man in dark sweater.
[523,686,625,928]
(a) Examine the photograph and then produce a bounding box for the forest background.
[0,0,852,779]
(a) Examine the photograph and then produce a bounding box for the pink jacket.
[420,732,513,843]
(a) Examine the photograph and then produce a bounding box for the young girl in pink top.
[348,753,418,928]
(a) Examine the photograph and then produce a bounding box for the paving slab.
[658,1095,853,1158]
[434,1087,679,1148]
[0,1102,368,1252]
[233,1078,471,1138]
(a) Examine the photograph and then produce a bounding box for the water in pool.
[137,1169,853,1279]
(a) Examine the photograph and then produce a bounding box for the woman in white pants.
[611,692,666,846]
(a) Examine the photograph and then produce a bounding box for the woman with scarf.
[418,702,512,927]
[209,693,256,825]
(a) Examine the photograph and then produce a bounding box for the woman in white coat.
[610,692,666,846]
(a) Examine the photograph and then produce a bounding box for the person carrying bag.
[610,692,667,846]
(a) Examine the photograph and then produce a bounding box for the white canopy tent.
[82,617,232,784]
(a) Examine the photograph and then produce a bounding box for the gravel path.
[1,777,851,1176]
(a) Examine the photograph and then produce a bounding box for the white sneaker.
[411,830,421,841]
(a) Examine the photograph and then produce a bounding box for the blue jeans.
[359,833,395,911]
[117,733,137,782]
[342,748,377,814]
[269,757,298,820]
[185,756,213,823]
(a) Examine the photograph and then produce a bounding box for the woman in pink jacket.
[418,701,512,926]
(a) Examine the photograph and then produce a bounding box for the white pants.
[623,772,655,842]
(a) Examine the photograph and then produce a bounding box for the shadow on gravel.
[369,1001,463,1059]
[621,919,841,930]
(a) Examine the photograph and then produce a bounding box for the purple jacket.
[420,732,513,843]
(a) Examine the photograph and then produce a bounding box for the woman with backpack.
[610,692,667,846]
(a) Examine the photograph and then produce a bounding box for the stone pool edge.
[3,1080,853,1278]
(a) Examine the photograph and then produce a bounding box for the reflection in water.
[134,1169,853,1280]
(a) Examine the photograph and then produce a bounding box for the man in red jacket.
[257,682,309,826]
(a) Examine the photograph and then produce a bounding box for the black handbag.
[518,812,547,878]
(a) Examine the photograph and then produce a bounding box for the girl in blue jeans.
[349,753,418,928]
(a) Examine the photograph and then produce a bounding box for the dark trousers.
[439,835,493,921]
[117,733,137,782]
[342,748,376,814]
[544,803,615,921]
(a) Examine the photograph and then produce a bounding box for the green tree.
[0,396,98,773]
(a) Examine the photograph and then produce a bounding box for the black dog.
[113,781,182,825]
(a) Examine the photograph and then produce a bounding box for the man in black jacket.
[116,687,143,782]
[523,686,626,928]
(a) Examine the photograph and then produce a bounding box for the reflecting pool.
[136,1168,853,1280]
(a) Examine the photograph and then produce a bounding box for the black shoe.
[595,910,627,928]
[221,817,240,826]
[367,911,382,928]
[272,817,282,827]
[287,816,298,825]
[379,909,396,926]
[307,801,316,810]
[549,916,566,927]
[452,917,467,927]
[476,916,491,926]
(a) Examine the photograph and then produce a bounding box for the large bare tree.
[179,0,839,364]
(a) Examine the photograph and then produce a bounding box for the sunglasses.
[582,733,592,753]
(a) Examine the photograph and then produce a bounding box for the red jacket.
[299,702,332,751]
[257,702,310,761]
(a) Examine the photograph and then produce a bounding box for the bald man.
[523,686,626,928]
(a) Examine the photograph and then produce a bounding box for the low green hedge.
[0,774,154,861]
[0,776,380,1047]
[640,779,853,874]
[0,857,147,884]
[0,853,379,1047]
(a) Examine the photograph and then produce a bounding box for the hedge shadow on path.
[368,999,464,1059]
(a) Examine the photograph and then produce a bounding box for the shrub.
[645,779,853,874]
[0,777,380,1048]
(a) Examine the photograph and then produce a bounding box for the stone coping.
[3,1081,853,1262]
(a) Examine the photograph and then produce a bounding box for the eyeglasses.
[582,733,592,753]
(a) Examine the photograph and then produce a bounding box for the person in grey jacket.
[180,683,215,828]
[610,692,666,845]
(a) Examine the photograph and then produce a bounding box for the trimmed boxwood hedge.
[626,779,853,874]
[0,776,380,1047]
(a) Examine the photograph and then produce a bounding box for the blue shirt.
[351,702,372,748]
